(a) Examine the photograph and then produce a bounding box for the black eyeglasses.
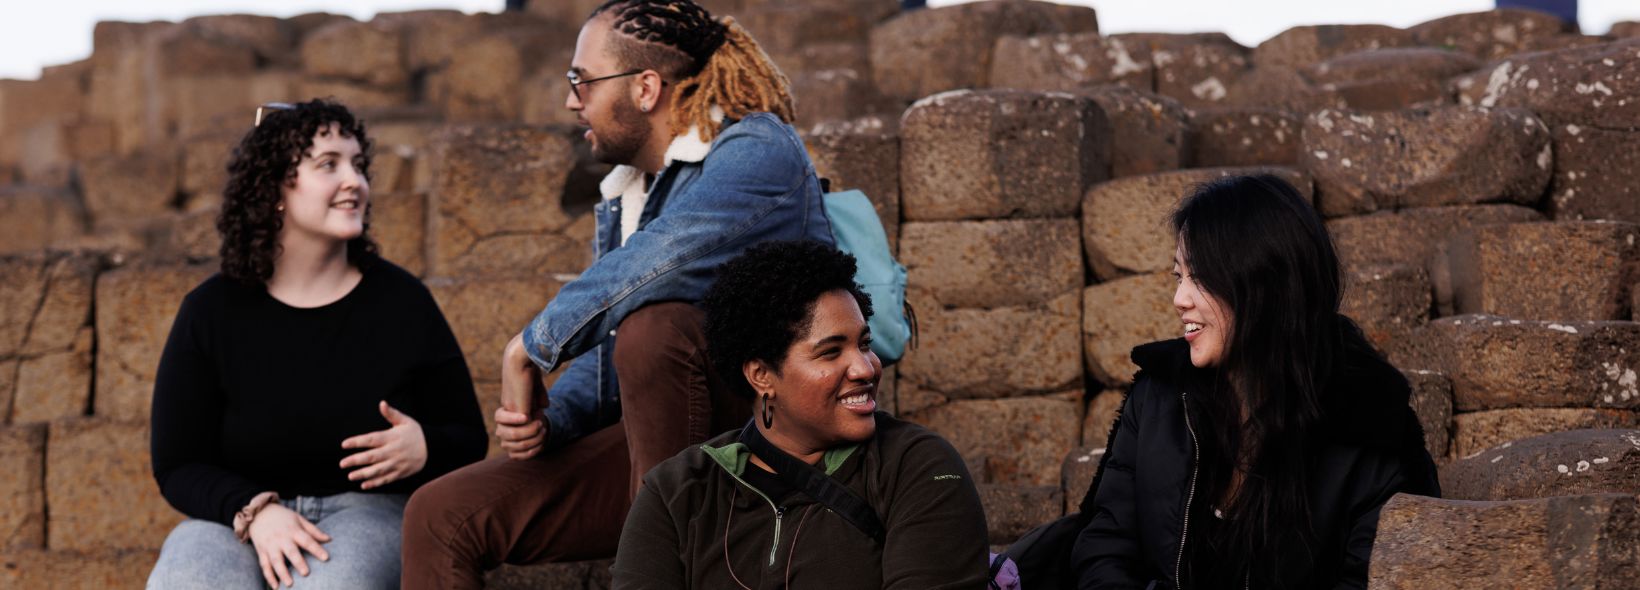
[566,69,645,102]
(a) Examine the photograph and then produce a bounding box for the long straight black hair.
[1171,174,1344,583]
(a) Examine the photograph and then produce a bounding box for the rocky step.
[1371,493,1640,589]
[1442,428,1640,501]
[899,89,1106,222]
[1300,106,1551,218]
[1440,220,1640,322]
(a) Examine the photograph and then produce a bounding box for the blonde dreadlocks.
[590,0,796,142]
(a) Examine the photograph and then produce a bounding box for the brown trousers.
[400,302,750,590]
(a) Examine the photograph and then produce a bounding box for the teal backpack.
[822,187,916,365]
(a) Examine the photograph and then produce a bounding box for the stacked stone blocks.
[1,0,1639,586]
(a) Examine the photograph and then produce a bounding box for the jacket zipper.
[724,469,787,567]
[1176,391,1201,589]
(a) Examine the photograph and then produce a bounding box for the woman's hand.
[339,401,427,489]
[248,503,331,588]
[498,331,549,460]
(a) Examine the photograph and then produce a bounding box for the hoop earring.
[761,393,774,429]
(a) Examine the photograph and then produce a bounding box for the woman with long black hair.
[1072,174,1439,589]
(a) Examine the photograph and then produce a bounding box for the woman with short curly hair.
[611,240,991,588]
[147,99,487,590]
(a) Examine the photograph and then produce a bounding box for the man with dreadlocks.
[399,1,832,587]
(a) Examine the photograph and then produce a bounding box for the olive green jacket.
[611,412,990,589]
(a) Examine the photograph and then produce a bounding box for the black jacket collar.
[1128,319,1422,453]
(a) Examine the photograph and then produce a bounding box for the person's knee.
[148,520,260,589]
[403,481,458,548]
[613,302,705,378]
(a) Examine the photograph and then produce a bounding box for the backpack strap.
[738,421,886,543]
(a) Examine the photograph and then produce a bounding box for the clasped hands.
[496,331,551,460]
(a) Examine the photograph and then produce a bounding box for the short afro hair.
[704,240,873,399]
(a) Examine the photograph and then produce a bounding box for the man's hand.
[495,405,547,460]
[248,503,331,588]
[339,401,428,489]
[498,331,549,460]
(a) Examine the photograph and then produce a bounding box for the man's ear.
[743,358,777,396]
[634,69,665,112]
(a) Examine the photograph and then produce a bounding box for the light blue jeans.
[147,492,408,590]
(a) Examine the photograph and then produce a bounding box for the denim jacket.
[523,112,834,450]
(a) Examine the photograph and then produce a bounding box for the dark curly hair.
[218,98,377,286]
[703,240,873,400]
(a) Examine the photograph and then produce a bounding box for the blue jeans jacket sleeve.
[541,347,608,450]
[523,114,833,448]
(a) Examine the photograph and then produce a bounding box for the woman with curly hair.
[610,240,990,589]
[146,99,487,590]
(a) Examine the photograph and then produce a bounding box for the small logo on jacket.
[932,474,962,481]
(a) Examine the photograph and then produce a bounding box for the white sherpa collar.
[597,107,724,244]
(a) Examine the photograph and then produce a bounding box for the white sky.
[2,1,1637,80]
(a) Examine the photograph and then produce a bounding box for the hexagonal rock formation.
[1409,9,1575,60]
[900,392,1081,486]
[900,219,1082,309]
[804,123,901,250]
[1442,429,1640,501]
[1251,24,1415,68]
[1403,315,1640,412]
[426,276,567,383]
[1186,108,1302,168]
[1443,221,1640,321]
[899,89,1107,222]
[1082,272,1176,385]
[0,424,46,550]
[1079,86,1188,179]
[1300,48,1479,110]
[1080,166,1311,280]
[485,560,612,590]
[989,33,1153,93]
[1220,67,1346,113]
[369,191,428,278]
[978,484,1061,544]
[0,187,85,255]
[46,419,184,552]
[93,260,216,422]
[1370,493,1640,589]
[1081,389,1124,447]
[897,288,1082,399]
[868,0,1099,101]
[1404,370,1454,459]
[1300,107,1551,217]
[1544,122,1640,224]
[1341,264,1431,361]
[1327,204,1543,281]
[1303,48,1480,86]
[427,125,592,279]
[77,152,180,225]
[1455,38,1640,134]
[1111,33,1249,109]
[1453,408,1640,460]
[1060,445,1104,514]
[0,548,160,589]
[299,19,407,88]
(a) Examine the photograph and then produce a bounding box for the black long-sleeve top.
[150,257,487,526]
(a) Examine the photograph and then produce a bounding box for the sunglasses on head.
[254,102,296,126]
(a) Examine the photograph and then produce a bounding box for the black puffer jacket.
[1072,329,1439,589]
